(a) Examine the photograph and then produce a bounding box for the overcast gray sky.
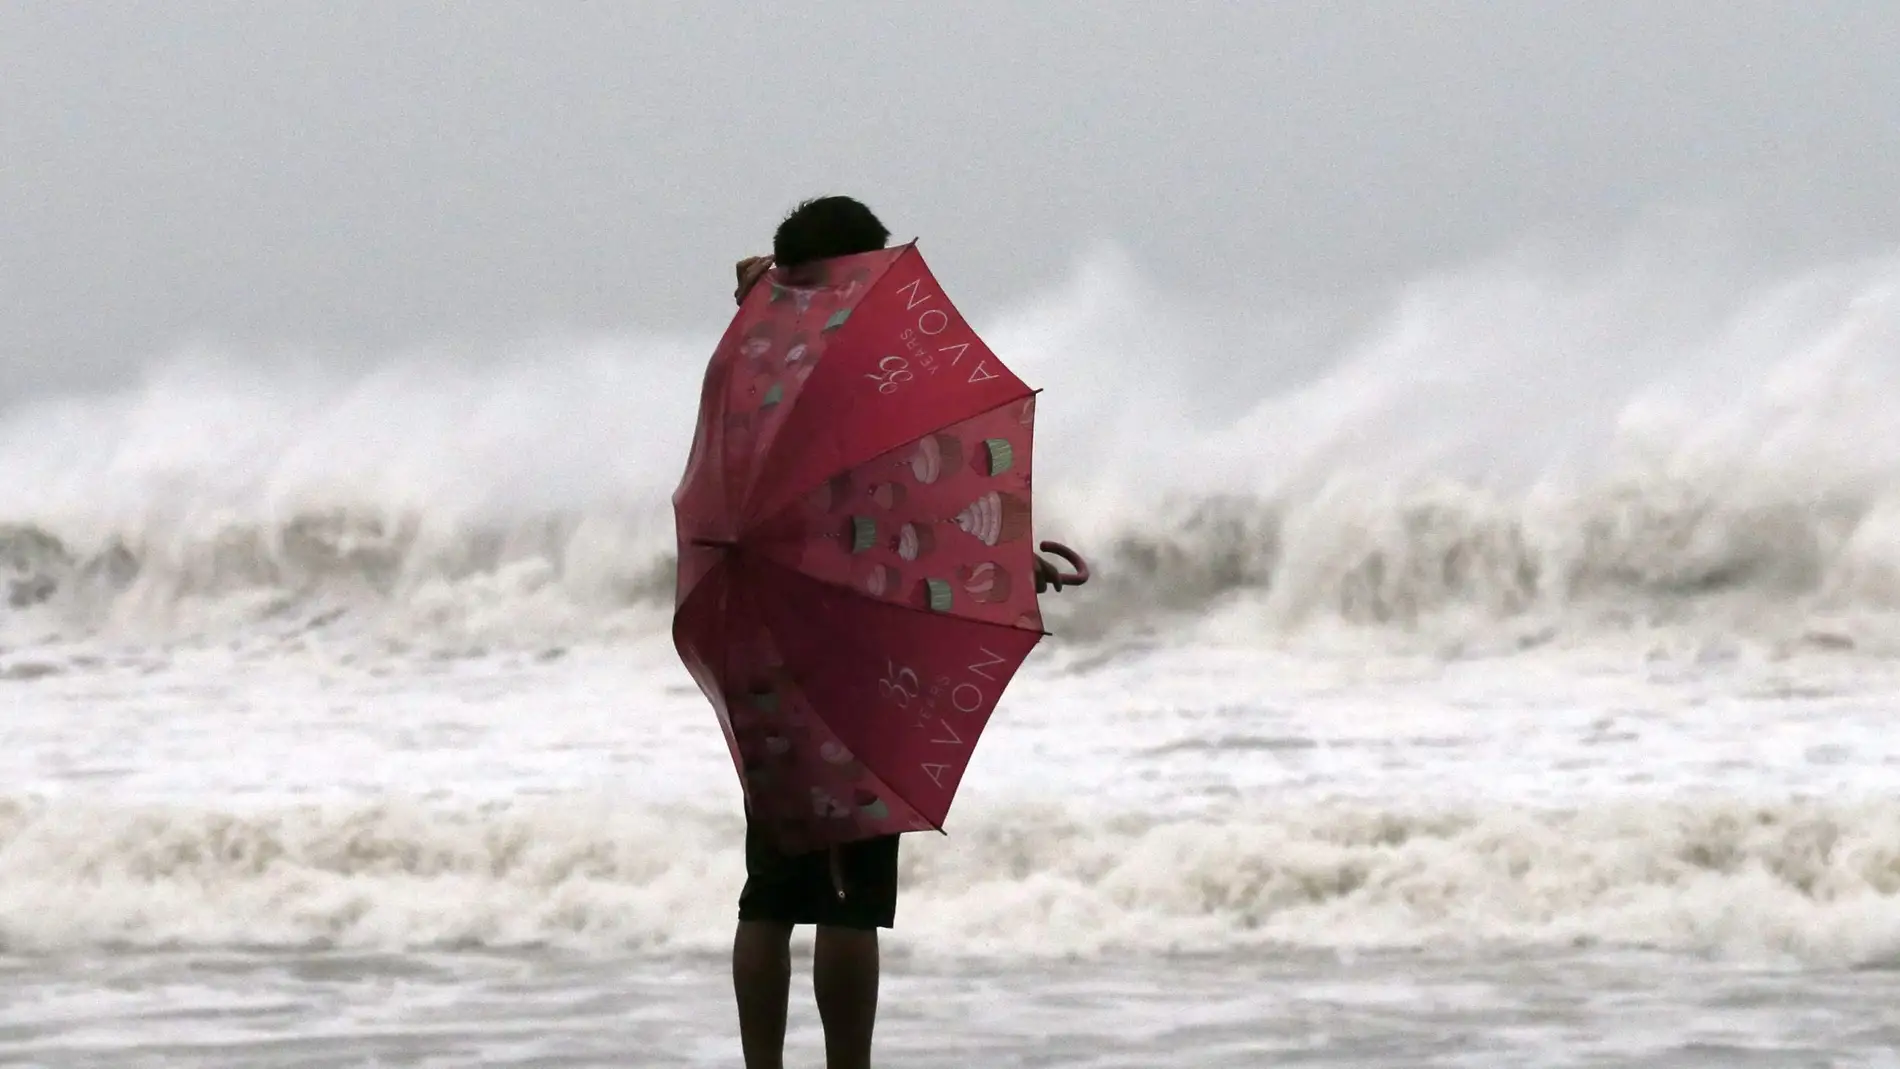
[5,2,1899,395]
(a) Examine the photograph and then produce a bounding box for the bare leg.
[733,920,793,1069]
[812,925,880,1069]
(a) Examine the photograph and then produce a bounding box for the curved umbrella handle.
[1037,541,1090,590]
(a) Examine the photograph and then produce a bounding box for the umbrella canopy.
[672,244,1044,854]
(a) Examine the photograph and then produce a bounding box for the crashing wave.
[4,461,1900,651]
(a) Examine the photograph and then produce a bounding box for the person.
[726,196,1072,1069]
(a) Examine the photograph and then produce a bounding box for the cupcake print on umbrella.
[956,561,1014,604]
[743,721,808,779]
[735,679,780,725]
[764,729,800,762]
[751,371,784,411]
[810,787,852,820]
[783,333,813,371]
[860,562,899,598]
[820,740,865,781]
[907,434,962,485]
[844,516,879,554]
[978,438,1015,477]
[913,577,954,613]
[741,323,776,363]
[855,789,890,822]
[867,481,906,510]
[955,491,1031,546]
[893,521,934,562]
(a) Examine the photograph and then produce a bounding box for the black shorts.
[738,823,900,930]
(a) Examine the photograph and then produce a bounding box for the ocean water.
[6,245,1900,1066]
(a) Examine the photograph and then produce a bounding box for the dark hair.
[772,196,890,268]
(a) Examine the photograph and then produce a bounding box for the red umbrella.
[672,244,1069,855]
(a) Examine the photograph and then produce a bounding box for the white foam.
[5,795,1899,966]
